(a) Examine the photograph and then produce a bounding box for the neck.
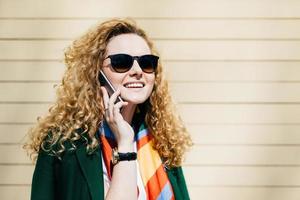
[121,102,137,125]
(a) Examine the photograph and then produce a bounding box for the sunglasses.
[104,54,159,73]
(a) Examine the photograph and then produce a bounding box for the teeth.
[125,83,144,88]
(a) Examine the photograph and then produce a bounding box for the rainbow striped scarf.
[99,120,175,200]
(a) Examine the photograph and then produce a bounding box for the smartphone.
[99,70,124,104]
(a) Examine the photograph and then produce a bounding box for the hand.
[100,86,135,147]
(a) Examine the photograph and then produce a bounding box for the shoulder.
[37,128,93,159]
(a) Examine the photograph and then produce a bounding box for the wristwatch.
[112,147,137,165]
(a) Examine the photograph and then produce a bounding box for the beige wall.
[1,0,300,199]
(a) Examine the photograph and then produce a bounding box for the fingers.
[107,87,120,118]
[112,101,128,119]
[101,86,127,121]
[101,86,109,109]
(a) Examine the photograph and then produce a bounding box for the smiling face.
[102,33,155,104]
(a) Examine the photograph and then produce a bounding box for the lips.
[123,82,145,88]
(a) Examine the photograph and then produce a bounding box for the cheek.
[146,75,155,92]
[147,74,155,85]
[111,75,125,87]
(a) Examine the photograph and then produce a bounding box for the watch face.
[112,148,119,165]
[111,148,137,165]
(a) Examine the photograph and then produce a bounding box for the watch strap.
[118,152,137,161]
[112,147,137,165]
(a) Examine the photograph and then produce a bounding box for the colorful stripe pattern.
[99,121,175,200]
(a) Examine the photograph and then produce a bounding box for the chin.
[122,94,149,104]
[121,89,152,105]
[124,98,147,104]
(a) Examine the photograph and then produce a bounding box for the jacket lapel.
[166,167,183,200]
[76,144,104,200]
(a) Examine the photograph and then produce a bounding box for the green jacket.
[31,140,190,200]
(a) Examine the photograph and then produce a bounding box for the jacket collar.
[75,143,104,200]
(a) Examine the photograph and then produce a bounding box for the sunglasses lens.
[108,54,159,73]
[138,55,159,73]
[110,54,133,73]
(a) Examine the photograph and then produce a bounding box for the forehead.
[105,33,151,56]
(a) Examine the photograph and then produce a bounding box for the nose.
[129,60,143,76]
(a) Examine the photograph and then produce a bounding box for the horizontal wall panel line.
[6,123,300,127]
[8,184,297,188]
[12,122,300,126]
[0,143,23,145]
[194,143,300,146]
[2,17,300,20]
[2,60,300,63]
[3,184,299,188]
[165,59,300,64]
[2,59,300,62]
[0,101,53,104]
[189,185,300,188]
[186,164,300,167]
[165,60,300,62]
[195,144,300,147]
[0,122,34,125]
[2,184,298,188]
[172,81,300,83]
[2,102,300,105]
[186,123,300,126]
[165,59,300,62]
[0,163,33,166]
[1,163,300,167]
[156,38,300,41]
[177,102,300,105]
[3,81,300,83]
[0,81,59,83]
[3,38,300,41]
[186,123,300,125]
[3,143,300,147]
[0,59,62,62]
[4,143,300,147]
[184,164,300,168]
[6,38,300,42]
[0,184,30,186]
[0,38,71,41]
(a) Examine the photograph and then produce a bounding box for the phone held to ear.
[99,70,124,104]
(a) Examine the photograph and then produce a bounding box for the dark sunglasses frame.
[104,53,159,73]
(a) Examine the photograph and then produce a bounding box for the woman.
[25,18,193,200]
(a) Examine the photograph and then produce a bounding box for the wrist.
[112,146,137,165]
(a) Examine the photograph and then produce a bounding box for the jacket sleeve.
[31,150,56,200]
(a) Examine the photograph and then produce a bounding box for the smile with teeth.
[124,83,144,88]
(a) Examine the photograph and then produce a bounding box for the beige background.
[1,0,300,199]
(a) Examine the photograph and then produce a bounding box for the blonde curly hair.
[24,18,192,168]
